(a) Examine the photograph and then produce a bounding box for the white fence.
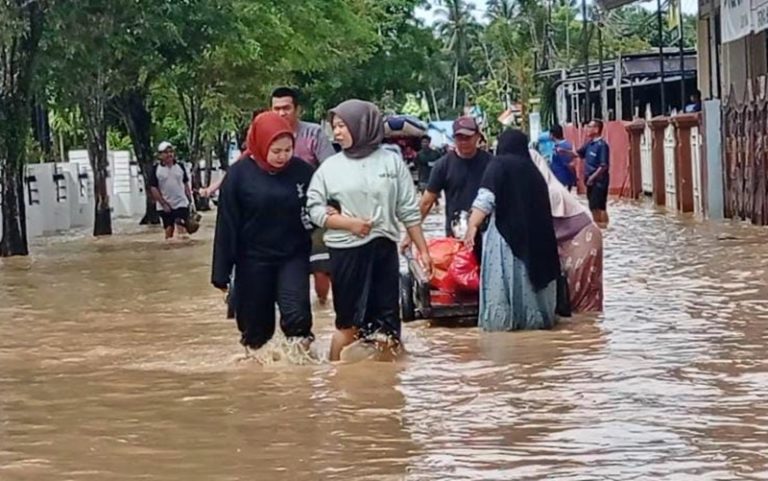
[663,124,677,211]
[640,121,653,195]
[690,126,704,216]
[0,150,145,241]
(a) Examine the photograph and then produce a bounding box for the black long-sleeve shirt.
[211,157,315,288]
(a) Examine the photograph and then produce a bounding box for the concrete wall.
[563,121,631,196]
[68,149,145,219]
[4,150,145,241]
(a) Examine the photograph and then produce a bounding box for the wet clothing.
[551,140,576,188]
[160,207,190,229]
[233,254,312,349]
[295,121,335,168]
[556,214,603,313]
[488,131,560,291]
[530,148,604,314]
[427,150,491,236]
[587,183,609,211]
[212,156,315,348]
[307,147,421,249]
[471,129,560,332]
[474,188,557,331]
[329,238,400,340]
[309,100,418,341]
[149,162,190,210]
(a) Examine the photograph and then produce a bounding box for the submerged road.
[1,199,767,480]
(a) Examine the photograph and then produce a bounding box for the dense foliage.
[0,0,695,254]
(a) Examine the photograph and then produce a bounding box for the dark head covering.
[480,129,560,291]
[329,99,384,159]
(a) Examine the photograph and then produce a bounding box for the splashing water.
[237,333,323,366]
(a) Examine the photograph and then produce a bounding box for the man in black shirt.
[403,117,491,259]
[416,135,441,192]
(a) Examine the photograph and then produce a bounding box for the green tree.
[0,0,47,256]
[301,0,438,117]
[434,0,479,109]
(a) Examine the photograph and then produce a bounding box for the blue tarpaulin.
[427,121,454,148]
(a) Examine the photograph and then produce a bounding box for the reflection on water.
[2,200,768,480]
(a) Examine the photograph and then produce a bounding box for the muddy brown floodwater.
[1,200,768,480]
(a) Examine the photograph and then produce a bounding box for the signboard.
[753,0,768,32]
[721,0,752,42]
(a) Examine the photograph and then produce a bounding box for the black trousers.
[234,255,313,349]
[329,238,401,341]
[587,182,609,211]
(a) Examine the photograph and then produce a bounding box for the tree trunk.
[0,163,29,257]
[90,147,112,236]
[117,88,157,225]
[82,75,112,237]
[216,131,231,171]
[204,146,213,186]
[0,99,30,256]
[0,1,45,257]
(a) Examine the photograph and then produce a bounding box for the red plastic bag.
[447,247,480,292]
[428,238,461,270]
[417,238,461,292]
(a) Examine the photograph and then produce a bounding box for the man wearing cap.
[406,116,491,260]
[149,141,193,240]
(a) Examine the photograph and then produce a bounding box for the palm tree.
[486,0,515,21]
[434,0,478,108]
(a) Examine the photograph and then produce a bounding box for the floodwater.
[1,200,768,480]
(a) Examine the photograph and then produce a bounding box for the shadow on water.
[1,198,768,480]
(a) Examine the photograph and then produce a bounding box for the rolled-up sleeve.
[395,156,421,228]
[307,168,329,228]
[472,187,496,215]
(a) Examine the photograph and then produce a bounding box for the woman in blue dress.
[465,129,561,331]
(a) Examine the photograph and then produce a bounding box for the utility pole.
[598,18,607,120]
[678,0,686,110]
[582,0,590,123]
[656,0,667,115]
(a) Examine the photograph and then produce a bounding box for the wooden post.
[672,113,700,213]
[649,117,670,206]
[626,119,645,198]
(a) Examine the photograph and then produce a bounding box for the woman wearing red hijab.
[212,112,316,352]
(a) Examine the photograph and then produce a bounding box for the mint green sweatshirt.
[307,147,421,249]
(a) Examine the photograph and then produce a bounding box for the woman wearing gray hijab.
[307,99,433,361]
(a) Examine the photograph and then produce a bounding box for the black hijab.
[481,129,560,291]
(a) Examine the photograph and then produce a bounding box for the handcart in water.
[400,250,478,324]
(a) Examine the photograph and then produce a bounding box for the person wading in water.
[212,112,316,354]
[307,99,432,361]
